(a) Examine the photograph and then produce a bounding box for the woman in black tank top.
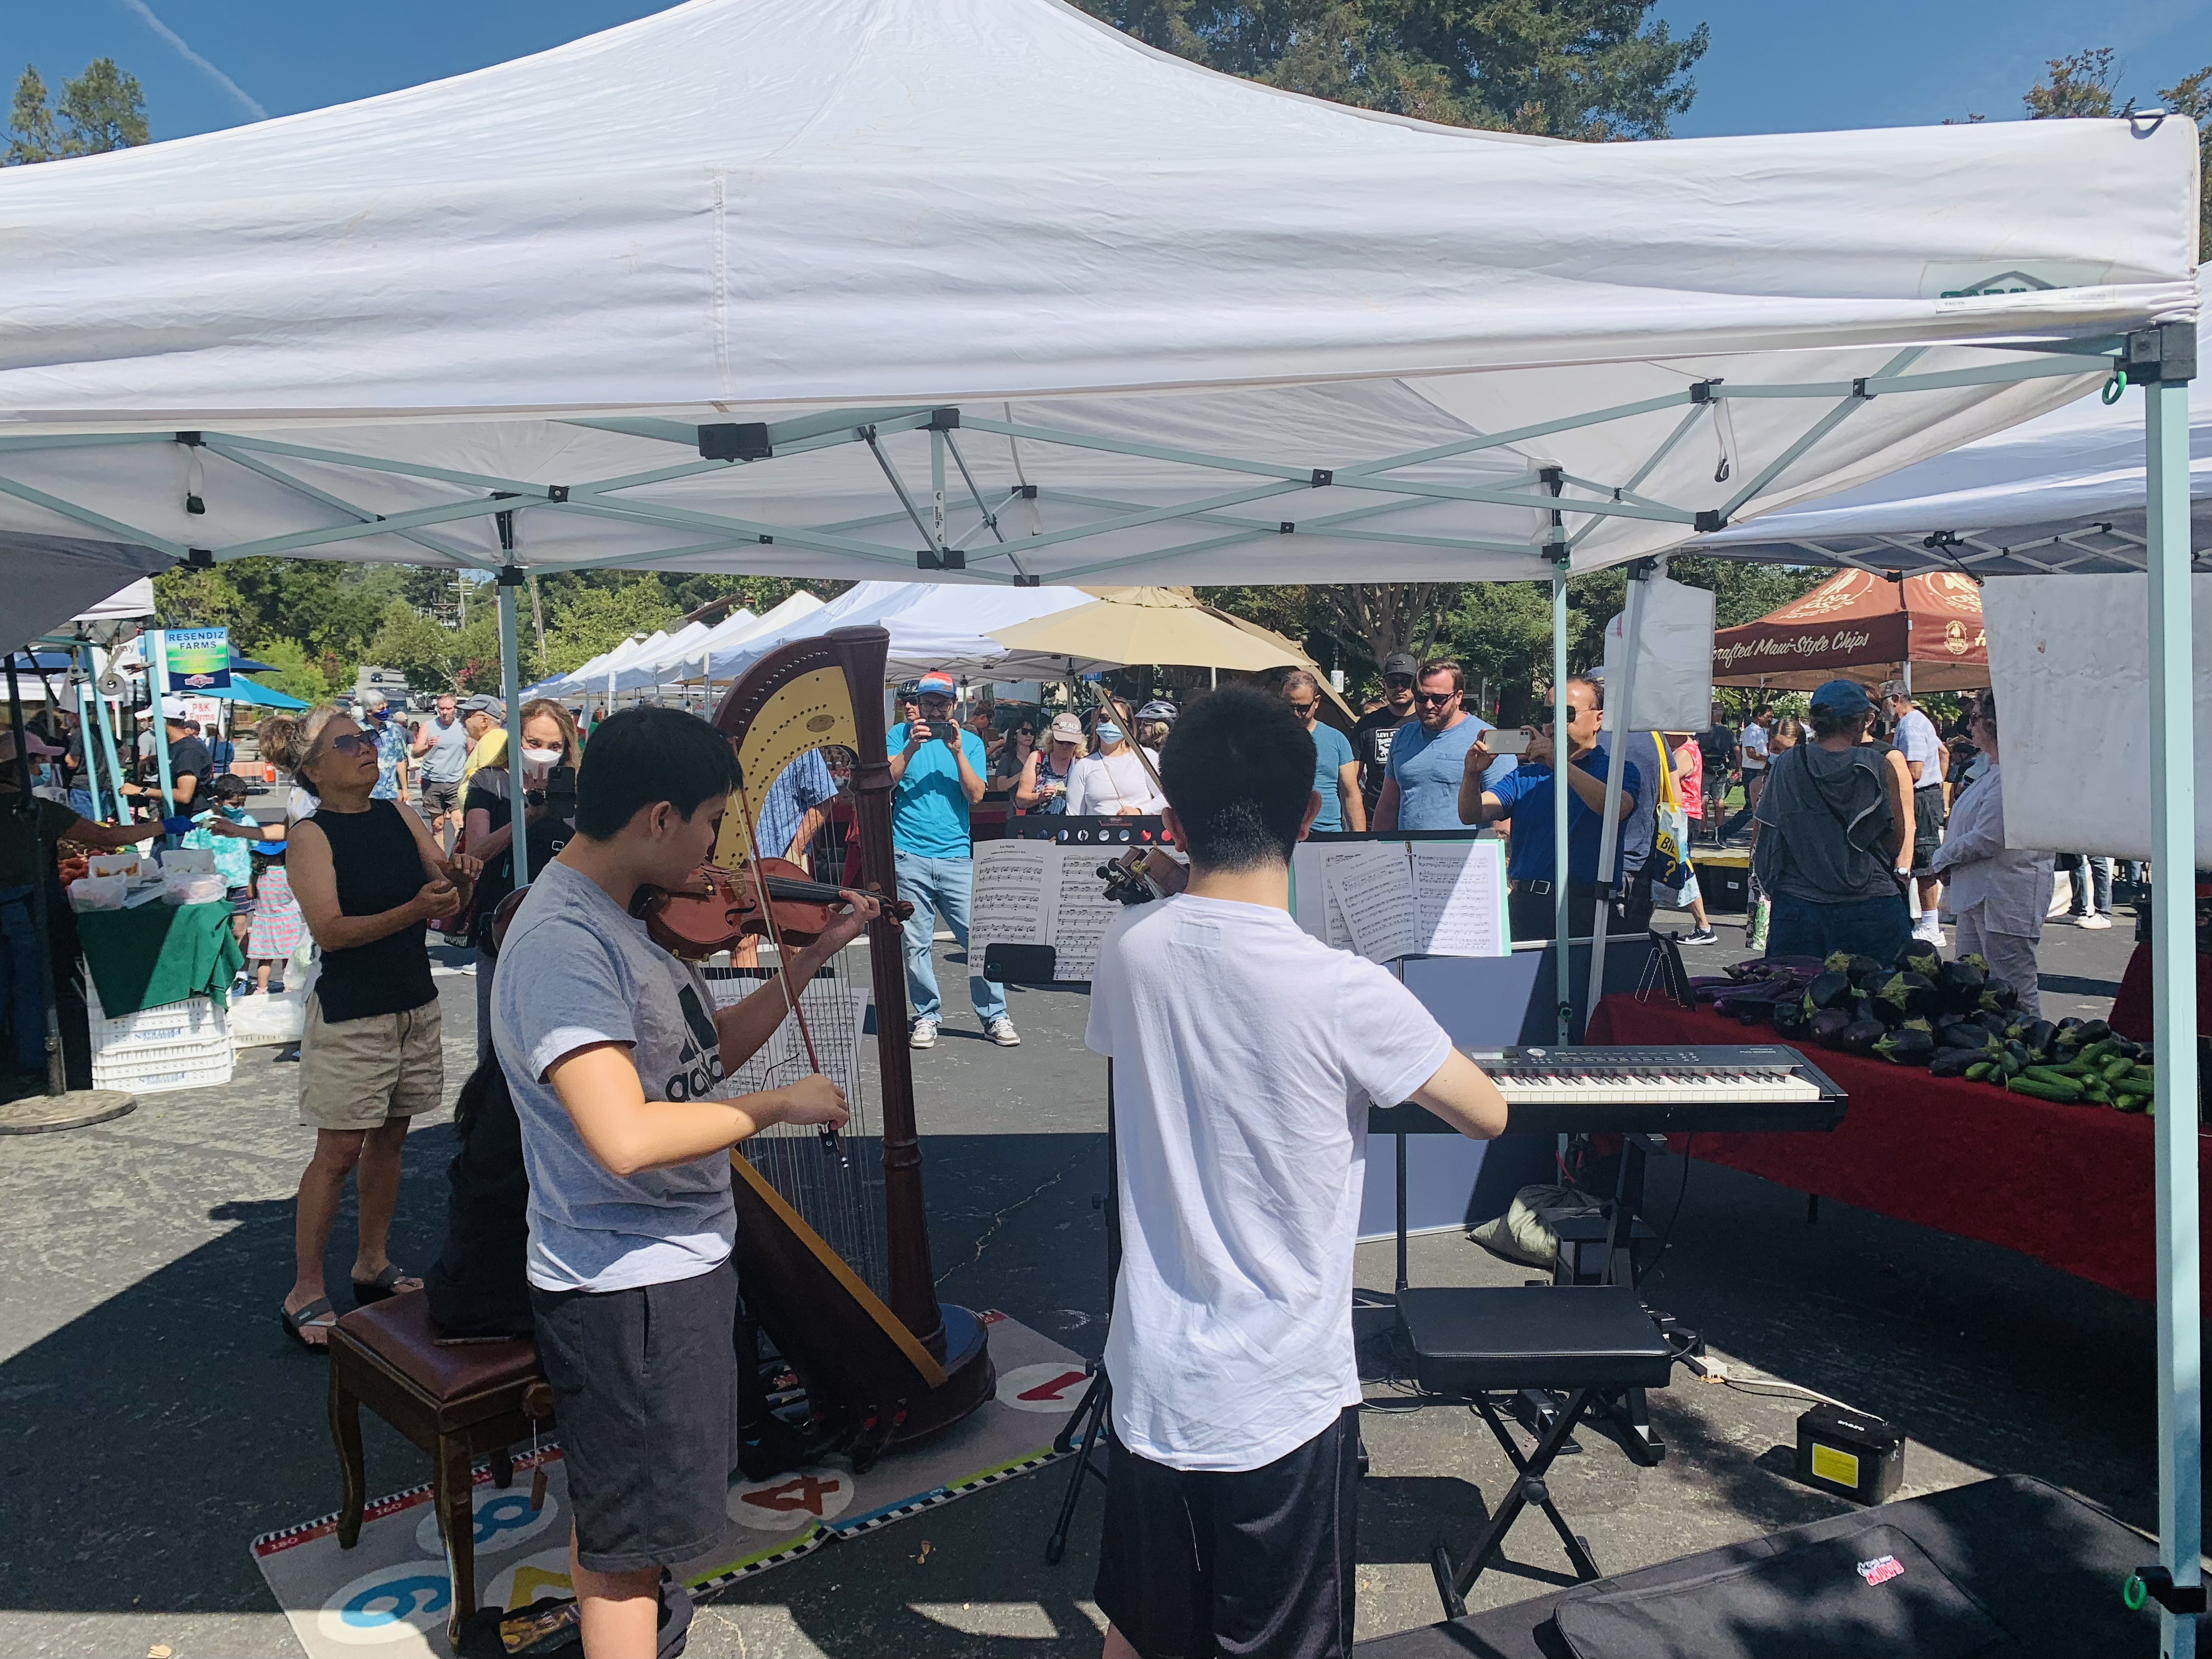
[274,707,481,1351]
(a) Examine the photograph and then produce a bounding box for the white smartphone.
[1485,727,1533,756]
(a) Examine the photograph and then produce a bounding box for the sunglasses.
[1415,690,1458,706]
[1286,701,1317,715]
[325,732,374,755]
[1384,676,1417,690]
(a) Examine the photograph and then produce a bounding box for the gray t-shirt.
[417,715,471,783]
[492,859,735,1293]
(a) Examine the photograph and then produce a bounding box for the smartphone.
[1486,727,1533,756]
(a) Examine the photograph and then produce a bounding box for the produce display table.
[2107,941,2212,1042]
[1584,991,2211,1307]
[75,902,244,1019]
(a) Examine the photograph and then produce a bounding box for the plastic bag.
[68,873,129,911]
[1468,1182,1602,1270]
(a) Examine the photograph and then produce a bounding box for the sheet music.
[1051,852,1122,981]
[1327,845,1418,964]
[970,839,1049,956]
[1410,840,1508,958]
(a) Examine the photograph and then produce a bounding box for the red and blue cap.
[914,672,957,698]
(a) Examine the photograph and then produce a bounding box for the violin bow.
[731,771,846,1166]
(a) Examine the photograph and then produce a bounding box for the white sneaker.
[2074,911,2113,930]
[1914,918,1945,946]
[909,1017,940,1049]
[985,1016,1022,1047]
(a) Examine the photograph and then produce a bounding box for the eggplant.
[1980,978,2020,1013]
[1932,1018,1985,1052]
[1839,1018,1887,1056]
[1885,971,1940,1019]
[1893,939,1940,969]
[1929,1048,1984,1078]
[1808,1008,1855,1048]
[2056,1017,2084,1035]
[2020,1019,2057,1059]
[2078,1019,2111,1043]
[1875,1026,1936,1066]
[1823,950,1855,974]
[1844,953,1889,990]
[1805,970,1855,1012]
[1935,958,1986,1012]
[1771,998,1810,1039]
[1958,952,1991,975]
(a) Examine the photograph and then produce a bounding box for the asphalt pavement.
[0,902,2172,1658]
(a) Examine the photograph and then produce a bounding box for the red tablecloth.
[2107,942,2212,1042]
[1584,992,2211,1307]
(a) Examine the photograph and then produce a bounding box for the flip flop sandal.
[281,1296,337,1352]
[351,1264,423,1305]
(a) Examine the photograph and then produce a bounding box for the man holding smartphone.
[1458,677,1641,942]
[887,671,1017,1050]
[1374,660,1513,832]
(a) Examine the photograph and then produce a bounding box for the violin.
[1097,845,1190,907]
[636,857,912,961]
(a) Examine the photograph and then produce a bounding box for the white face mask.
[522,746,564,767]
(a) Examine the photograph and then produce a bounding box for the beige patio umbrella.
[988,586,1304,673]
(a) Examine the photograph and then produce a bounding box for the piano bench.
[1396,1285,1675,1618]
[326,1294,553,1645]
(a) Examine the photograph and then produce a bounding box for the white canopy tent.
[701,580,1098,684]
[1695,274,2212,577]
[613,590,823,691]
[0,0,2202,1630]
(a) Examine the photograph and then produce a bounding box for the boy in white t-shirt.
[1086,686,1509,1659]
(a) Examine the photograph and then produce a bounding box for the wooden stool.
[327,1293,551,1643]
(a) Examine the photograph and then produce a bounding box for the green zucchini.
[2007,1074,2083,1103]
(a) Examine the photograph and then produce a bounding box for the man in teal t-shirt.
[887,672,1015,1051]
[1280,672,1364,833]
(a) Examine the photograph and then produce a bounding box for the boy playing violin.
[492,708,874,1658]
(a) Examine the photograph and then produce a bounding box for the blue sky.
[8,0,2210,144]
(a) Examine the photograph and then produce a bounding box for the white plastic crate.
[87,988,230,1056]
[92,1037,234,1094]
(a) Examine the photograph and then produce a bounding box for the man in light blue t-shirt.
[1279,670,1364,832]
[888,671,1015,1050]
[1375,660,1514,831]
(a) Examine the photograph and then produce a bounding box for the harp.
[707,624,995,1462]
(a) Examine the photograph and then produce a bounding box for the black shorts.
[1095,1406,1360,1659]
[1910,783,1947,874]
[529,1261,737,1573]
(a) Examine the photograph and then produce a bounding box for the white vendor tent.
[0,0,2203,1628]
[703,580,1098,684]
[1696,273,2212,575]
[0,0,2194,592]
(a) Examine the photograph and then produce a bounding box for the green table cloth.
[77,901,245,1018]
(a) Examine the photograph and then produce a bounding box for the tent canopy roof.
[1712,567,1988,691]
[0,0,2196,587]
[1696,274,2212,577]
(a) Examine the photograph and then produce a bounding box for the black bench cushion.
[1397,1285,1674,1395]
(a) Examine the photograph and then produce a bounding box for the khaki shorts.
[299,995,444,1131]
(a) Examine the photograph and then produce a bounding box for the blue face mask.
[1094,723,1123,744]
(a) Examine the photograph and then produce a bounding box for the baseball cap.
[0,727,62,763]
[1381,652,1419,679]
[161,695,192,719]
[1047,713,1084,742]
[1810,679,1874,716]
[458,694,506,718]
[915,671,957,698]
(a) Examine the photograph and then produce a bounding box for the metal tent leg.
[2146,363,2200,1659]
[1550,554,1572,1042]
[1583,559,1656,1034]
[497,562,529,886]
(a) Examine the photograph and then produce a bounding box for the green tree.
[5,58,147,164]
[540,577,681,677]
[2023,47,2125,120]
[246,640,335,708]
[1078,0,1707,138]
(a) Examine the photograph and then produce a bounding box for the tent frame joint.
[2127,321,2197,386]
[498,563,526,588]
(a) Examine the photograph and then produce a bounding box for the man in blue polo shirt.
[1375,659,1514,831]
[888,671,1016,1051]
[1458,676,1640,943]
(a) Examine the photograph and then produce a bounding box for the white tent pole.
[499,559,530,887]
[2145,343,2200,1659]
[1549,550,1572,1042]
[1582,558,1655,1032]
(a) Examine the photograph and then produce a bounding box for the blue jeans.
[1765,891,1911,964]
[2056,854,2112,916]
[893,851,1006,1025]
[0,885,47,1074]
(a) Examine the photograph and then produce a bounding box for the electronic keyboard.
[1369,1044,1847,1138]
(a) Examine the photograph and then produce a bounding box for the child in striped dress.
[244,841,304,995]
